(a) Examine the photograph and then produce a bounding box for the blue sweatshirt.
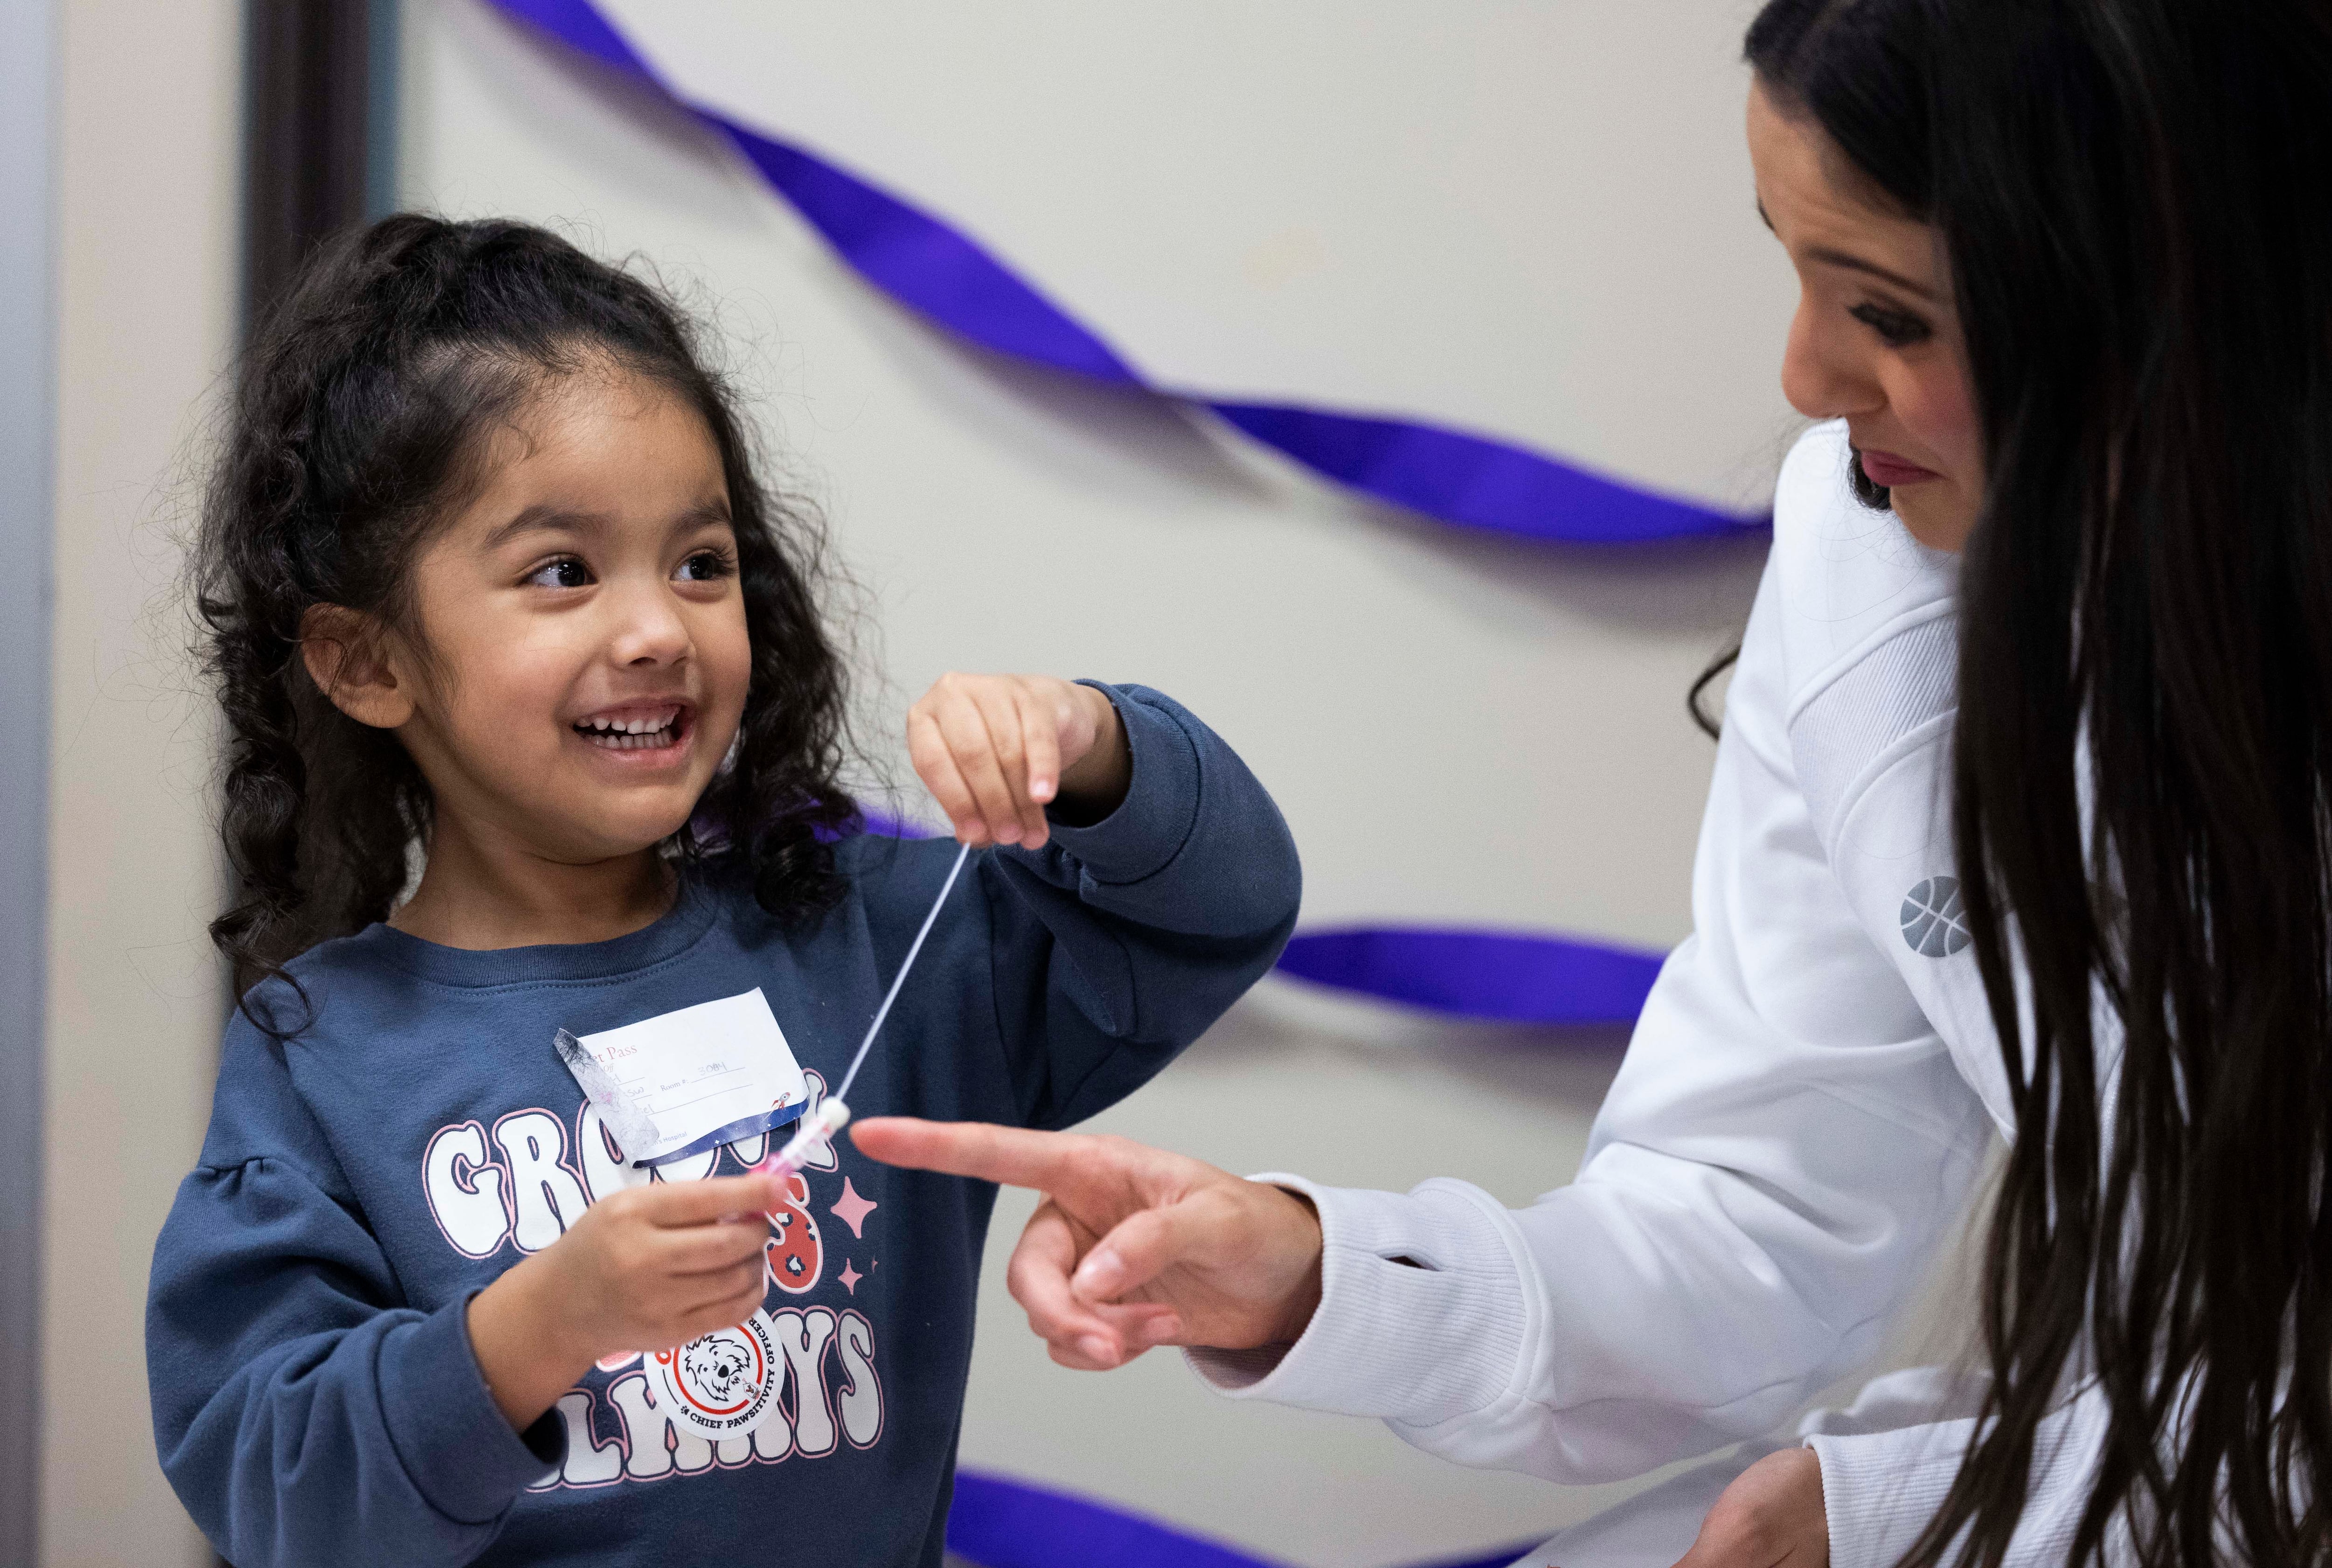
[147,684,1299,1568]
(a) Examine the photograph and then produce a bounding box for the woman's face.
[1747,79,1983,551]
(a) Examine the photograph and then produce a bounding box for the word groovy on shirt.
[417,1071,886,1491]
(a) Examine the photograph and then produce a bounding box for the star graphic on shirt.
[838,1260,862,1295]
[830,1177,878,1239]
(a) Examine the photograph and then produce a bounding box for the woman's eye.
[526,557,593,589]
[1849,302,1933,347]
[675,549,736,583]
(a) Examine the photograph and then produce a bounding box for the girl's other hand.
[466,1171,780,1431]
[907,674,1129,849]
[851,1117,1323,1369]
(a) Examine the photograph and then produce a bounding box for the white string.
[831,840,972,1107]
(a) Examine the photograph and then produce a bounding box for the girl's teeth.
[575,709,681,748]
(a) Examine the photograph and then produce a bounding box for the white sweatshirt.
[1194,421,2098,1565]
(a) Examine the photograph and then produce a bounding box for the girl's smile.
[570,701,696,763]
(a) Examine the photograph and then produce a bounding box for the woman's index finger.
[851,1117,1085,1191]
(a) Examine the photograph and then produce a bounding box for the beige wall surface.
[405,0,1794,954]
[395,4,1801,1564]
[40,0,240,1563]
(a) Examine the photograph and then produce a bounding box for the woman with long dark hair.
[855,0,2332,1564]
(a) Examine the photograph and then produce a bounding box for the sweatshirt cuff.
[1809,1400,2103,1568]
[1805,1422,1970,1568]
[378,1293,563,1526]
[1184,1175,1528,1428]
[1034,682,1201,887]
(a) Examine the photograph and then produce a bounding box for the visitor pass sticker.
[564,988,810,1166]
[652,1309,780,1440]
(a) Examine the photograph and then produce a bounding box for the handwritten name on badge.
[565,989,809,1166]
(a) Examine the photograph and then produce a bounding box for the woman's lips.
[1857,448,1942,487]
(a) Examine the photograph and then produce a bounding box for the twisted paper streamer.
[488,0,1678,1024]
[481,0,1768,545]
[848,810,1659,1027]
[949,1470,1542,1568]
[1274,925,1663,1026]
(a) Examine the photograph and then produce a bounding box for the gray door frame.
[0,2,394,1555]
[0,0,60,1559]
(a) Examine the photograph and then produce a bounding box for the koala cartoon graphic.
[765,1169,824,1294]
[681,1331,758,1409]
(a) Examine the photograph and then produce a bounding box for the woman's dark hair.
[1749,3,2332,1565]
[197,215,855,1020]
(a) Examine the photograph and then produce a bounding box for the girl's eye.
[675,549,736,584]
[526,557,594,590]
[1849,302,1933,347]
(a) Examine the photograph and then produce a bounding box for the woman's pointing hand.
[850,1118,1324,1369]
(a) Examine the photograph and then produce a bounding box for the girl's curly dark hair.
[197,214,855,1020]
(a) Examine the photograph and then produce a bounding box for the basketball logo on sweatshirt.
[652,1309,780,1439]
[1900,876,1972,957]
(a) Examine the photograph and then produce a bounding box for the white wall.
[394,3,1798,1563]
[40,0,241,1564]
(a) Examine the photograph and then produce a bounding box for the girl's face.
[365,368,753,866]
[1747,79,1984,552]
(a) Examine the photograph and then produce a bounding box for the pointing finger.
[852,1117,1098,1193]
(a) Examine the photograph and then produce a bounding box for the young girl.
[145,214,1300,1568]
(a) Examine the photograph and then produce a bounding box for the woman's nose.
[1778,301,1882,423]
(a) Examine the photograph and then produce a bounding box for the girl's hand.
[1670,1449,1830,1568]
[466,1171,779,1430]
[852,1117,1323,1368]
[907,674,1129,849]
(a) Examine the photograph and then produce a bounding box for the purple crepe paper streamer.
[1275,926,1664,1026]
[853,809,1659,1027]
[948,1470,1545,1568]
[481,0,1766,545]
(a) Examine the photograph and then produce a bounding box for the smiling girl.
[145,215,1299,1568]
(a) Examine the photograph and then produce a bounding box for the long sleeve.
[148,1032,560,1568]
[1190,540,1997,1483]
[981,681,1302,1131]
[1807,1382,2108,1568]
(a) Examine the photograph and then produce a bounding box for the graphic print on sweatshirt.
[418,1068,887,1490]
